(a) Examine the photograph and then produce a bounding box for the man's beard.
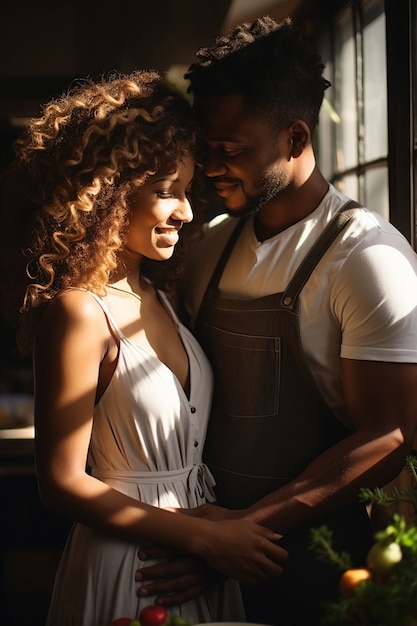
[225,168,287,219]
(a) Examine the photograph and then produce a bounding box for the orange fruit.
[339,567,372,596]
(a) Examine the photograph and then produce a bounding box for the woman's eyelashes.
[155,189,174,199]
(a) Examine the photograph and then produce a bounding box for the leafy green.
[309,455,417,625]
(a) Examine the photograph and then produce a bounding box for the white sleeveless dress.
[45,290,244,626]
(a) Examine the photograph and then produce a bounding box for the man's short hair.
[185,16,330,133]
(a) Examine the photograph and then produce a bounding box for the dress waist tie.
[91,463,216,502]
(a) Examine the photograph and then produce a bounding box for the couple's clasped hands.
[135,503,287,606]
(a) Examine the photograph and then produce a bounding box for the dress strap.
[87,291,125,340]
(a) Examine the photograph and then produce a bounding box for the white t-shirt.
[185,185,417,427]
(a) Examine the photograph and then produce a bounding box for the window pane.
[335,9,358,171]
[363,2,387,161]
[365,167,389,219]
[334,175,358,200]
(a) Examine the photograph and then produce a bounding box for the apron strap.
[280,199,362,311]
[204,216,248,297]
[194,216,248,335]
[195,199,362,332]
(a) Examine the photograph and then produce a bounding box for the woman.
[0,71,286,626]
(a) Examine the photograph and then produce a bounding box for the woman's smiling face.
[125,154,195,262]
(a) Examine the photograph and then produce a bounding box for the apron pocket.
[207,325,280,417]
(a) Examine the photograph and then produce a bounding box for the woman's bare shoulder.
[37,288,108,337]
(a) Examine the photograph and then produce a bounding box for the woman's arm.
[34,290,287,584]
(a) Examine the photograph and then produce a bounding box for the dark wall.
[0,0,232,119]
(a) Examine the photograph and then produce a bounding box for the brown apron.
[195,201,374,625]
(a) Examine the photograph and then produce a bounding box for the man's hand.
[136,546,221,606]
[136,519,287,606]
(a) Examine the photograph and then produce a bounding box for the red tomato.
[139,605,169,626]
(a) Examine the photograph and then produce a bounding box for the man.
[136,16,417,625]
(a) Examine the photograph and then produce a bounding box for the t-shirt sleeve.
[334,231,417,363]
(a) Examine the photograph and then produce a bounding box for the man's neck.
[254,171,329,242]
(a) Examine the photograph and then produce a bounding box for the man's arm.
[136,358,417,604]
[243,358,417,532]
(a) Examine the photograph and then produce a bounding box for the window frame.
[385,0,414,245]
[313,0,415,246]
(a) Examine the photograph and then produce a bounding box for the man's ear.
[289,120,310,158]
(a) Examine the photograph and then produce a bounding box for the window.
[317,0,388,219]
[316,0,416,247]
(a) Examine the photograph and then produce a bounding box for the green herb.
[309,455,417,626]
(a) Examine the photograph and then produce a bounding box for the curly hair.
[185,16,330,134]
[0,70,202,353]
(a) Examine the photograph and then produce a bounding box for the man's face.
[196,93,291,217]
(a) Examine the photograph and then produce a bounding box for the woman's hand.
[192,517,287,585]
[178,502,239,521]
[135,516,287,604]
[166,505,287,582]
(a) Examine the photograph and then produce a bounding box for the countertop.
[0,426,35,474]
[0,425,34,440]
